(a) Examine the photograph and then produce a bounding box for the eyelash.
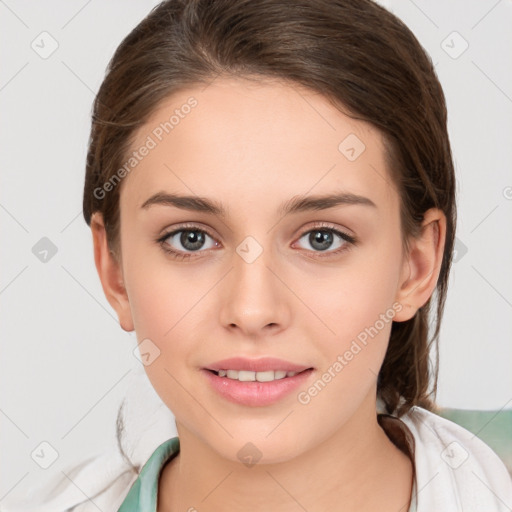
[156,222,357,261]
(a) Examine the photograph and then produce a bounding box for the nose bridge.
[220,233,288,333]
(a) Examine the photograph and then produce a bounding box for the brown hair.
[83,0,456,418]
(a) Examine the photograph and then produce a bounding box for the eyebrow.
[140,191,377,217]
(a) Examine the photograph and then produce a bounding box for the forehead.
[121,77,397,215]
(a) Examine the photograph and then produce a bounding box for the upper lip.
[204,357,313,373]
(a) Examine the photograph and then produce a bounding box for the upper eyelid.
[160,223,216,241]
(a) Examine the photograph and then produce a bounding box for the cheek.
[298,245,402,381]
[125,256,211,380]
[295,269,399,417]
[125,263,206,413]
[123,242,194,336]
[309,256,401,338]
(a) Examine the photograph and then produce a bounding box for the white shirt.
[379,406,512,511]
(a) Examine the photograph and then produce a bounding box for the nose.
[219,241,290,336]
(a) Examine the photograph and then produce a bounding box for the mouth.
[202,367,316,406]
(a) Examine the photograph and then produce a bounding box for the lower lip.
[201,368,315,406]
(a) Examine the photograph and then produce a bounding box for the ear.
[90,212,134,332]
[393,208,447,322]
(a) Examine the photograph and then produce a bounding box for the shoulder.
[399,406,512,511]
[0,448,139,512]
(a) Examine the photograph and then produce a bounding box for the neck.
[158,394,413,512]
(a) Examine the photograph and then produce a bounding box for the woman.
[5,0,511,511]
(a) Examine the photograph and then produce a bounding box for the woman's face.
[115,77,411,462]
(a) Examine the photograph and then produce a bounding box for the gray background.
[1,0,511,504]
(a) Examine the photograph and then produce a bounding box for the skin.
[91,77,446,512]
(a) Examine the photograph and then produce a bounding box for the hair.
[83,0,456,419]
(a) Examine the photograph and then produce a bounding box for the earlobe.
[393,208,446,322]
[90,212,134,332]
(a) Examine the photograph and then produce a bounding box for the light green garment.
[117,437,180,512]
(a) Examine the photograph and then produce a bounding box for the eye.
[294,223,356,256]
[157,222,356,261]
[157,225,218,260]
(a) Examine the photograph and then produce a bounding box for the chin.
[209,430,307,467]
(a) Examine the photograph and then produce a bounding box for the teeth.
[216,369,300,381]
